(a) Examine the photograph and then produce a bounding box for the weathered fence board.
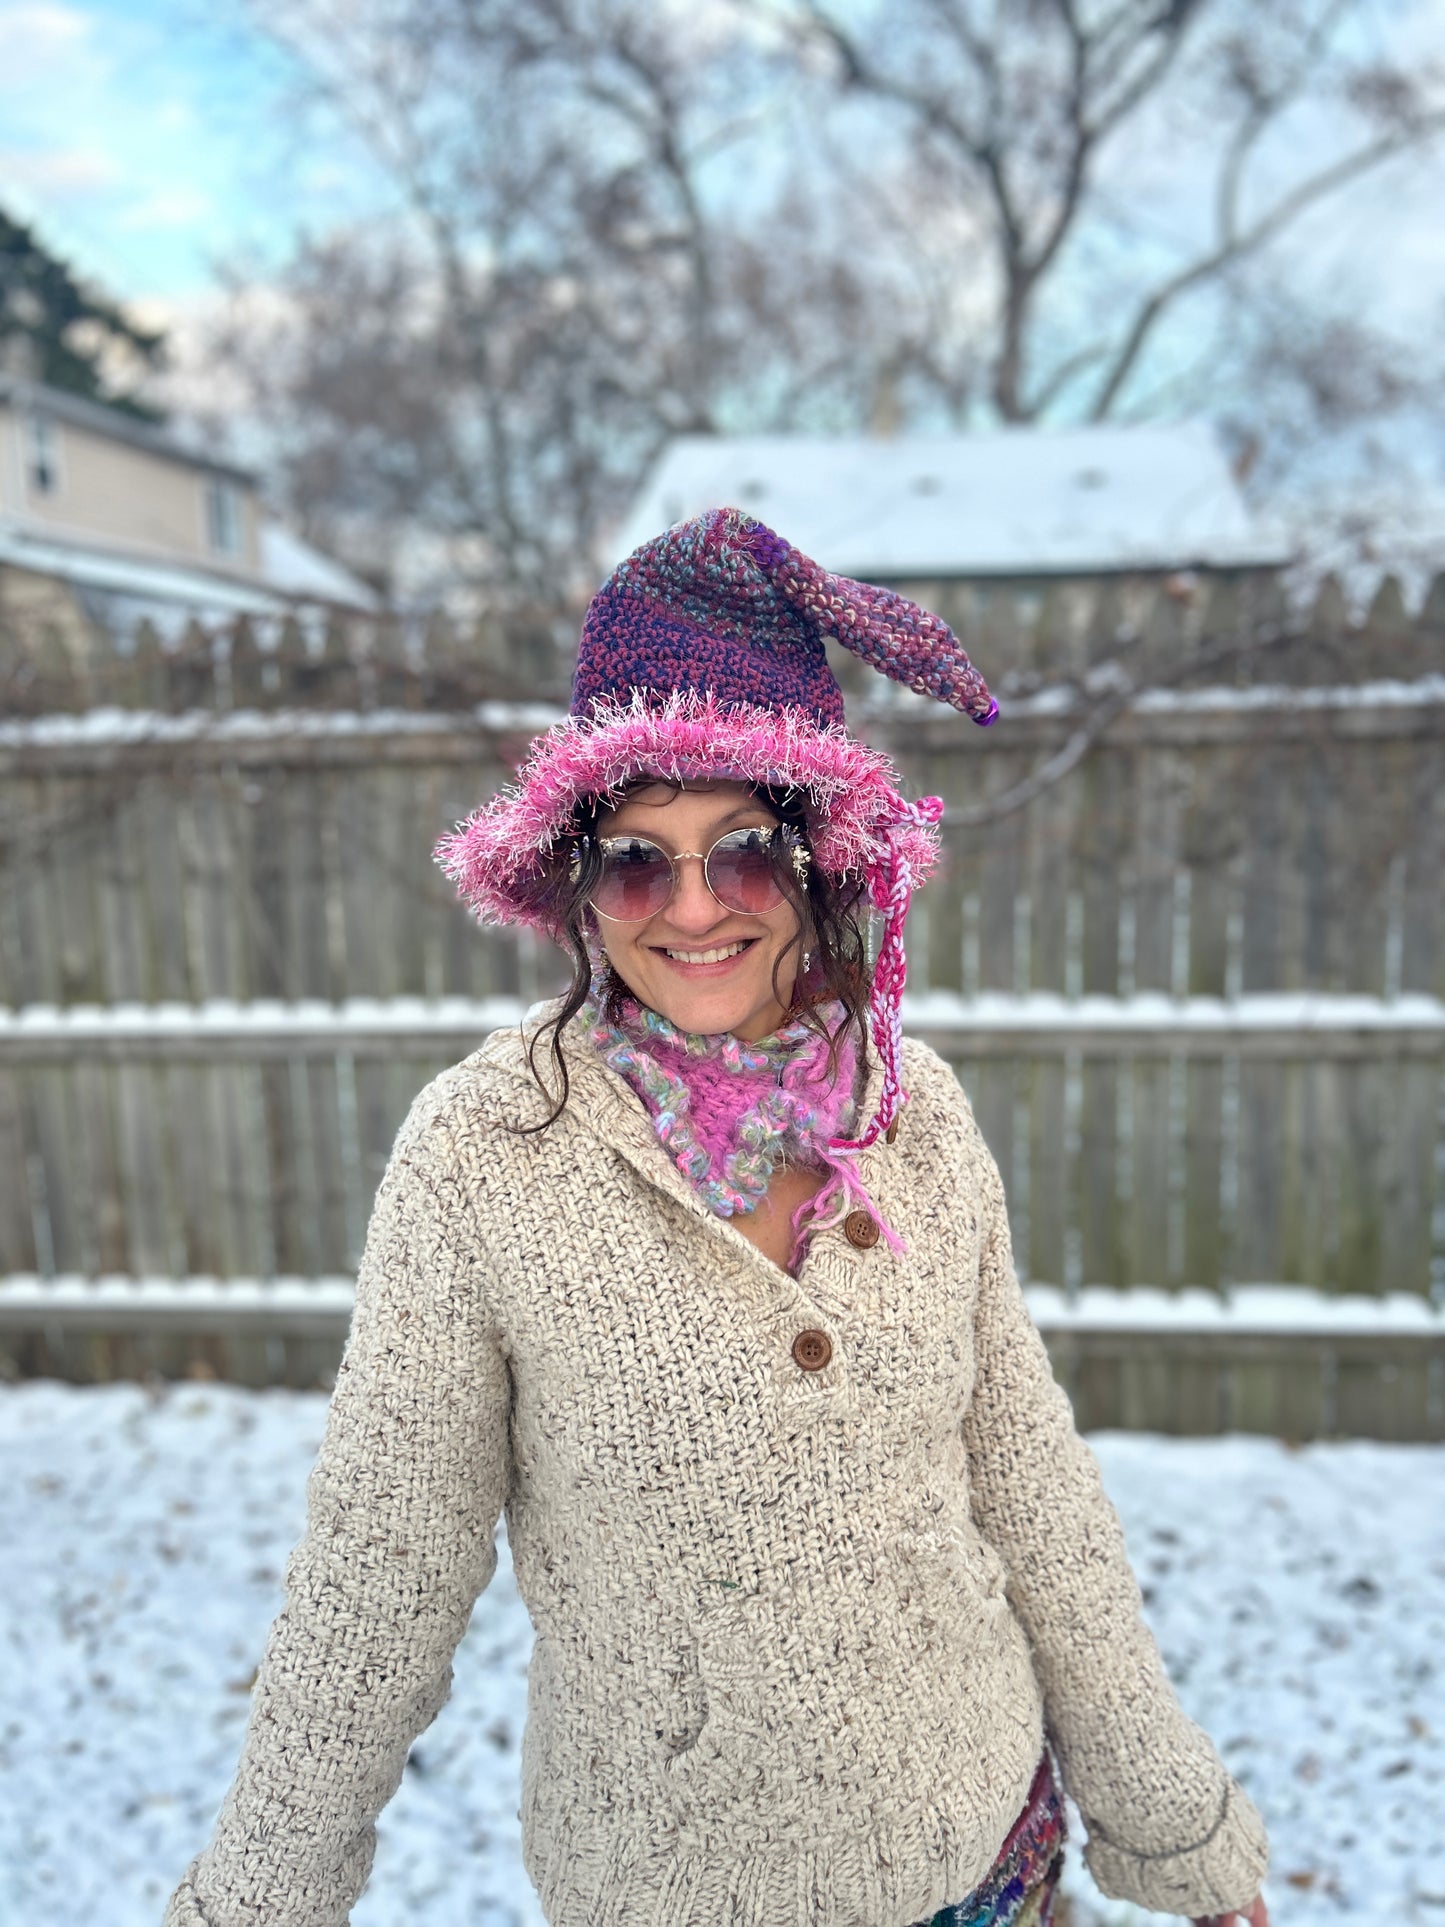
[3,587,1443,1429]
[14,701,1445,1017]
[6,1020,1439,1309]
[3,1285,1438,1442]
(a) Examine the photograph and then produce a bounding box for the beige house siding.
[0,409,23,517]
[0,399,261,575]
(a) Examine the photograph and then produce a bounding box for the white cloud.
[0,3,291,300]
[0,0,97,103]
[0,0,91,61]
[0,144,119,194]
[116,185,214,231]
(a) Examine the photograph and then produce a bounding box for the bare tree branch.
[1086,0,1207,138]
[945,604,1313,828]
[1090,113,1445,419]
[215,0,1445,609]
[1024,338,1113,415]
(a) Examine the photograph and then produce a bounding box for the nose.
[662,854,731,936]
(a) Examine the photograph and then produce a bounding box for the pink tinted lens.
[707,829,786,914]
[592,838,674,919]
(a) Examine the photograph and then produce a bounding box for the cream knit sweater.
[163,1007,1268,1927]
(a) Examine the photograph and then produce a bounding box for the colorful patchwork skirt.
[908,1749,1066,1927]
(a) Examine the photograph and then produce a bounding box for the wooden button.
[791,1328,832,1371]
[885,1113,900,1144]
[844,1209,880,1249]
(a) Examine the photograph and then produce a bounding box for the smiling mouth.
[655,938,758,964]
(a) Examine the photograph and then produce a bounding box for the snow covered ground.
[1,1382,1440,1927]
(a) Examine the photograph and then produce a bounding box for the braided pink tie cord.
[829,794,945,1154]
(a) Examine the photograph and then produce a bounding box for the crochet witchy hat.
[435,506,997,1148]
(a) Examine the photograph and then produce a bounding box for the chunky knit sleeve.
[960,1144,1269,1920]
[162,1080,512,1927]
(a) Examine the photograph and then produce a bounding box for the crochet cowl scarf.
[581,975,904,1271]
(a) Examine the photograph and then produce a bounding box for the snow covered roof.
[0,516,378,644]
[612,423,1290,577]
[0,521,290,639]
[259,519,379,613]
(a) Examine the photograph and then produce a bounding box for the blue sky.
[0,0,385,309]
[5,0,1443,433]
[8,0,1443,315]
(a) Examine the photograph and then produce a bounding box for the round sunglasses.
[575,823,811,923]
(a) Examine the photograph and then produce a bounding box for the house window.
[26,415,60,494]
[205,478,243,556]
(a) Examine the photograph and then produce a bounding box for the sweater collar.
[471,996,892,1291]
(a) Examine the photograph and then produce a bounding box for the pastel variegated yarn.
[573,509,998,727]
[912,1751,1067,1926]
[583,982,904,1263]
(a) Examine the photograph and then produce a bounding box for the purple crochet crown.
[571,506,998,726]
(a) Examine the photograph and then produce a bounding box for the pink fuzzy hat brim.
[434,689,940,930]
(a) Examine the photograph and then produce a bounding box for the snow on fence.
[2,587,1443,1433]
[0,989,1441,1437]
[0,1268,1439,1442]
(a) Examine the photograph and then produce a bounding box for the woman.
[164,509,1270,1927]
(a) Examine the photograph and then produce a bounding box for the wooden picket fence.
[5,558,1443,717]
[1,569,1443,1434]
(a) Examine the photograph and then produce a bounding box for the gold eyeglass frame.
[570,823,811,921]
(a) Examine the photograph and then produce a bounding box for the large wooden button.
[844,1209,880,1250]
[885,1113,900,1145]
[791,1328,832,1371]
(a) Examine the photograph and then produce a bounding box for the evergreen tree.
[0,208,167,419]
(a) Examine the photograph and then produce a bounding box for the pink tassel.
[828,794,944,1154]
[785,1149,906,1272]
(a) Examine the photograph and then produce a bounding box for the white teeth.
[663,940,751,964]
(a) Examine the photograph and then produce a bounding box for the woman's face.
[591,780,806,1041]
